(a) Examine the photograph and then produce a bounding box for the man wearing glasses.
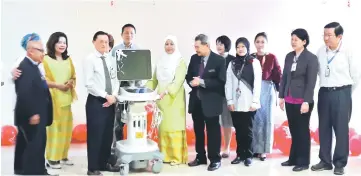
[311,22,360,175]
[14,33,56,175]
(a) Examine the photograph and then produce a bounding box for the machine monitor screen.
[115,49,152,81]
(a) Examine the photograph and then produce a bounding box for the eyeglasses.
[31,47,45,53]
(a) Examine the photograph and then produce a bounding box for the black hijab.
[232,37,251,79]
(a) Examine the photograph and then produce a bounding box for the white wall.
[1,0,360,132]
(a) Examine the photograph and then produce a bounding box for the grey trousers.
[317,85,352,168]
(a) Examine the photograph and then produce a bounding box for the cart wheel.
[119,163,129,176]
[151,160,163,174]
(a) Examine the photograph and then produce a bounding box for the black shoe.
[244,158,252,166]
[207,162,221,171]
[221,152,230,158]
[14,170,23,175]
[231,157,243,164]
[100,163,120,172]
[334,167,345,175]
[311,161,333,171]
[281,160,295,166]
[188,158,207,167]
[87,170,102,175]
[293,165,309,172]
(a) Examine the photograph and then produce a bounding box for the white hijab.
[156,35,182,85]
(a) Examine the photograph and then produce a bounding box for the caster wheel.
[119,163,129,176]
[152,160,163,174]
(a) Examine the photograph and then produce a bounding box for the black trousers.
[231,111,255,159]
[192,98,221,162]
[14,127,26,172]
[14,124,47,175]
[86,94,115,171]
[285,102,314,166]
[114,103,126,142]
[317,86,352,168]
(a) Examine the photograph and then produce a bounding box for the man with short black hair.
[110,23,141,142]
[311,22,360,175]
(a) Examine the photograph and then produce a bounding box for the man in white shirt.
[311,22,360,175]
[83,31,120,175]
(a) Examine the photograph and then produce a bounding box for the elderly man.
[14,33,55,175]
[186,34,226,171]
[311,22,360,175]
[83,31,120,175]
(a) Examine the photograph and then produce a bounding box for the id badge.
[110,67,116,79]
[291,63,297,72]
[325,66,330,77]
[236,88,241,99]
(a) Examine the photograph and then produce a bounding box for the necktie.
[197,57,205,98]
[101,56,112,95]
[198,57,205,78]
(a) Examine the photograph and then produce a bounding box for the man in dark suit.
[14,37,54,175]
[186,34,226,171]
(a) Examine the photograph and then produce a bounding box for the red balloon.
[230,130,237,150]
[349,128,357,138]
[274,125,292,155]
[314,128,356,145]
[1,125,18,146]
[72,124,87,143]
[349,135,361,156]
[314,128,320,144]
[281,120,288,127]
[186,126,195,145]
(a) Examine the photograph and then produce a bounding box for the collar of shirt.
[222,52,229,58]
[203,53,210,63]
[94,50,108,58]
[26,56,39,65]
[121,42,133,49]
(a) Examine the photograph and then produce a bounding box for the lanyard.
[326,42,342,65]
[293,56,299,63]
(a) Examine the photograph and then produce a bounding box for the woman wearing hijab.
[225,37,262,166]
[251,32,282,161]
[146,35,188,166]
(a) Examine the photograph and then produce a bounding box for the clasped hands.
[103,95,117,107]
[57,79,74,91]
[190,76,201,87]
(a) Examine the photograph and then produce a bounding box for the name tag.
[291,63,297,72]
[208,69,215,72]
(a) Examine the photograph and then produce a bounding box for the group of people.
[10,21,359,176]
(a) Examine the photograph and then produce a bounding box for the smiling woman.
[42,32,77,169]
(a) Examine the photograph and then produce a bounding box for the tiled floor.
[1,144,361,176]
